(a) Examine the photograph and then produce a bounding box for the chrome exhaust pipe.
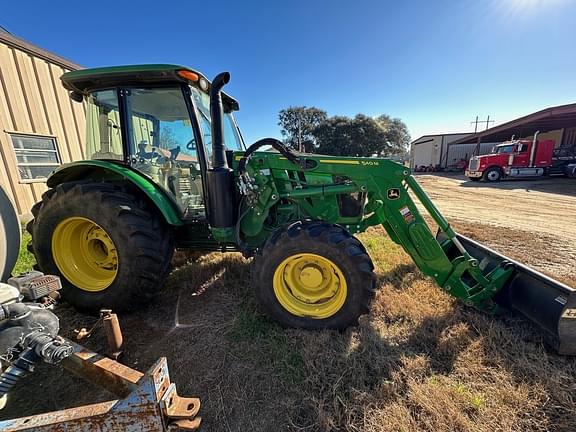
[528,130,540,168]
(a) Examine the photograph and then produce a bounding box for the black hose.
[237,138,299,175]
[0,348,36,397]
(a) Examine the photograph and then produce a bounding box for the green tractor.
[27,65,576,352]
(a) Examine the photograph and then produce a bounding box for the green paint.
[52,66,522,313]
[47,160,183,225]
[210,227,236,243]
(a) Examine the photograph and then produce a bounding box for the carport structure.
[451,103,576,158]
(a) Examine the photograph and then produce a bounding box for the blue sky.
[2,0,575,143]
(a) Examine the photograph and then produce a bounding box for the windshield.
[495,145,514,154]
[189,86,244,166]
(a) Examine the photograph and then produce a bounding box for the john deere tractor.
[27,65,576,353]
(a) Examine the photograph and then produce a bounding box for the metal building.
[410,133,472,169]
[449,104,576,155]
[0,31,83,217]
[411,103,576,171]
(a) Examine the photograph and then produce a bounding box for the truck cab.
[465,138,555,182]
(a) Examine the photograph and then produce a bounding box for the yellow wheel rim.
[52,217,118,292]
[273,253,347,319]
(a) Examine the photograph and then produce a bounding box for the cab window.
[224,113,244,151]
[85,90,123,160]
[124,86,205,219]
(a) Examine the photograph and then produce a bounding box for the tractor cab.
[62,65,244,220]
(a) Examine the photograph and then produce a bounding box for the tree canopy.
[278,106,327,152]
[277,106,410,157]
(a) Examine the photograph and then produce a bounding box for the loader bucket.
[456,234,576,355]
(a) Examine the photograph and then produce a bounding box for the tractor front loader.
[26,65,576,354]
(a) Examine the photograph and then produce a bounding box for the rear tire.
[483,167,502,182]
[252,221,375,329]
[27,182,174,313]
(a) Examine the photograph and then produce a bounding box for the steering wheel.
[186,139,196,151]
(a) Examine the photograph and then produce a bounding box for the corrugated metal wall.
[0,41,85,216]
[445,143,496,166]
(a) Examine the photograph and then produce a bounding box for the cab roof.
[61,64,239,111]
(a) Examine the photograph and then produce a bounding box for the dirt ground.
[415,173,576,240]
[414,174,576,283]
[2,174,575,431]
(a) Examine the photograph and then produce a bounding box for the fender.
[47,160,183,226]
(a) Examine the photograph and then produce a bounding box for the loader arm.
[235,152,513,311]
[235,152,576,353]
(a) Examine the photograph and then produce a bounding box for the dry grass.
[3,225,576,431]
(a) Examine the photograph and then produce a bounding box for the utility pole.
[471,115,495,133]
[484,115,495,130]
[470,115,480,133]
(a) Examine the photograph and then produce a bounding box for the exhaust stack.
[209,72,231,169]
[205,72,237,235]
[528,130,540,168]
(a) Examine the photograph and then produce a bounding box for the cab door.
[122,86,207,220]
[509,142,529,167]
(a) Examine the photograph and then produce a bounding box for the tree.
[278,106,327,152]
[159,125,179,150]
[375,114,411,155]
[313,114,393,157]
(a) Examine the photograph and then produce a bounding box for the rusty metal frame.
[0,340,201,431]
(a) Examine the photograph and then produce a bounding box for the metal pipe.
[279,183,359,199]
[209,72,231,169]
[529,130,540,167]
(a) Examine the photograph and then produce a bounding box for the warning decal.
[399,206,414,224]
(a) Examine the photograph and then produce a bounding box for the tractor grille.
[469,158,480,171]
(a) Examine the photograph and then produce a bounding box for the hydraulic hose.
[237,138,300,175]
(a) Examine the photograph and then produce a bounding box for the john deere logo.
[387,188,400,200]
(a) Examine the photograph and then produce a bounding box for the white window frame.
[8,132,62,184]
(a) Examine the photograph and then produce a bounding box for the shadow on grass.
[376,263,418,291]
[2,256,575,431]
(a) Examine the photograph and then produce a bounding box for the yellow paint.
[319,159,360,165]
[52,217,118,292]
[273,253,347,319]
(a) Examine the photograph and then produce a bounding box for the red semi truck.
[465,133,576,182]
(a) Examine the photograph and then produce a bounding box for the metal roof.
[0,30,82,70]
[411,132,471,145]
[452,103,576,144]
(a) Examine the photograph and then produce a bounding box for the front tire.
[251,221,375,329]
[483,167,502,182]
[28,182,174,313]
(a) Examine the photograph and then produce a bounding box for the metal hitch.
[457,234,576,355]
[0,340,201,431]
